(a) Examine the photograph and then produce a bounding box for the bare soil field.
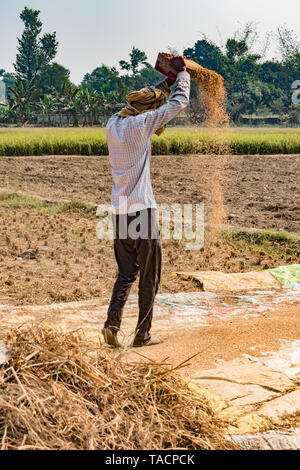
[0,154,299,305]
[0,154,299,232]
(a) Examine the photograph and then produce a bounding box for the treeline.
[0,7,300,127]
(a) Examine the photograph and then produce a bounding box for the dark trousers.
[104,209,161,342]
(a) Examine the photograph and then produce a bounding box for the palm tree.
[8,80,35,126]
[50,81,80,126]
[104,90,126,120]
[60,82,79,126]
[52,93,64,127]
[0,104,11,123]
[38,94,55,126]
[79,87,101,126]
[69,95,81,126]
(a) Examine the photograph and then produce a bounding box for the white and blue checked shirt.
[106,71,190,214]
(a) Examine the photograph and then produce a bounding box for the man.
[102,57,190,348]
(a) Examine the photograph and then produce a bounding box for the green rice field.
[0,127,300,156]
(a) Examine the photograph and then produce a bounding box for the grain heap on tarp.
[0,325,236,450]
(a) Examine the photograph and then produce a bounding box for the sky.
[1,0,300,84]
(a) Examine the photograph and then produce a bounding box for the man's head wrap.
[118,84,170,136]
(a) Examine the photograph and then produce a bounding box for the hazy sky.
[1,0,300,84]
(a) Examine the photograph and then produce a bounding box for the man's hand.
[170,56,186,73]
[166,77,176,86]
[166,57,187,86]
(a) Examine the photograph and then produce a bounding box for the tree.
[38,63,71,96]
[8,80,36,125]
[184,40,226,75]
[3,9,300,126]
[14,7,58,84]
[78,87,101,126]
[277,27,300,64]
[119,47,148,75]
[38,94,55,126]
[52,81,79,126]
[69,94,82,127]
[0,102,16,124]
[0,105,8,121]
[287,104,300,124]
[82,65,127,95]
[226,39,248,63]
[125,63,164,91]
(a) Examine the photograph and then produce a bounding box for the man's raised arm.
[141,59,190,137]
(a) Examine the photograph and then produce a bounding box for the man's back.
[106,70,190,214]
[102,59,191,349]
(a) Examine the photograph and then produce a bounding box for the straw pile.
[0,325,236,450]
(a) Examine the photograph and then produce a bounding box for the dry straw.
[0,325,236,450]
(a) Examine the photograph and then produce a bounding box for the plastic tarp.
[172,270,281,292]
[227,428,300,450]
[173,264,300,293]
[268,264,300,288]
[245,339,300,379]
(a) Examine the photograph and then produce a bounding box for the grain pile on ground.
[0,325,236,450]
